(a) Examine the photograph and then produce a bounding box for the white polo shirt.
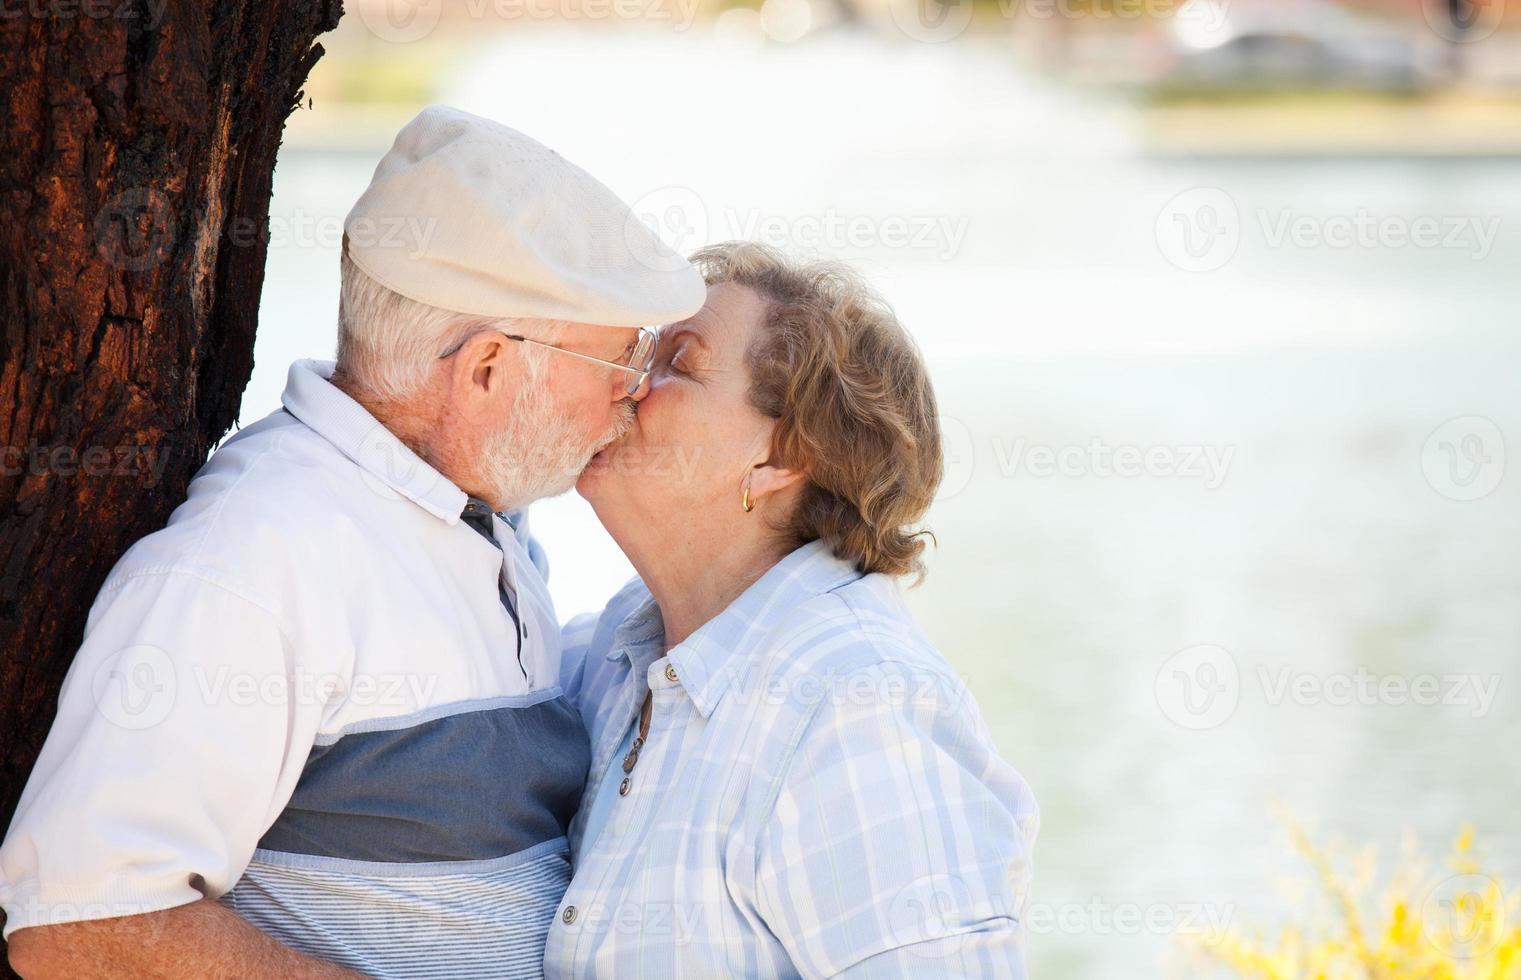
[0,360,589,978]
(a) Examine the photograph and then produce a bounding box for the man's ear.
[448,331,514,421]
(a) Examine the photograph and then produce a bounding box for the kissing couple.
[1,105,1037,979]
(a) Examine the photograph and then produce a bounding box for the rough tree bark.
[0,0,342,956]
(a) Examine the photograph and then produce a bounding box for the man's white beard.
[482,387,635,510]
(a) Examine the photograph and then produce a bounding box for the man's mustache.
[607,398,637,442]
[583,399,639,462]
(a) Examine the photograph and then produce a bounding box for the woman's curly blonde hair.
[691,241,942,580]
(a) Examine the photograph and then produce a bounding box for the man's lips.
[589,423,636,465]
[599,416,638,454]
[593,433,624,458]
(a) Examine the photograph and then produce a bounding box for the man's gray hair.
[336,251,564,402]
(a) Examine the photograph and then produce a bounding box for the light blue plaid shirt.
[547,540,1038,978]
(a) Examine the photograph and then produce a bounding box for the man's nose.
[626,373,652,402]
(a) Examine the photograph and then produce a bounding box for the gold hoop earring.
[741,484,754,513]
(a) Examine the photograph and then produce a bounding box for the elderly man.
[0,106,702,978]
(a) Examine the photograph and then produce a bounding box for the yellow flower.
[1185,815,1521,980]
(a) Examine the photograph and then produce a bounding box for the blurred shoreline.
[289,9,1521,158]
[285,86,1521,157]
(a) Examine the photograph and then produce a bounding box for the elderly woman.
[546,242,1037,978]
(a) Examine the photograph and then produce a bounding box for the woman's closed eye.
[660,337,695,376]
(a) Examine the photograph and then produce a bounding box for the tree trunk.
[0,0,341,957]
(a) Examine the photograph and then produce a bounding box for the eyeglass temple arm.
[503,334,645,377]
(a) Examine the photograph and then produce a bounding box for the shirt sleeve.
[0,570,330,939]
[752,663,1038,978]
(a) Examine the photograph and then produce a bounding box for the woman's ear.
[743,424,805,507]
[747,462,806,506]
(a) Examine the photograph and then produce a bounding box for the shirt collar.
[634,539,864,719]
[607,595,665,658]
[461,496,496,521]
[280,359,468,524]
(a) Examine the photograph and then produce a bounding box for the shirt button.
[619,777,631,796]
[664,664,679,683]
[562,905,577,924]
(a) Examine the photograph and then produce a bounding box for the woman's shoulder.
[743,576,1036,863]
[761,571,954,687]
[727,572,996,768]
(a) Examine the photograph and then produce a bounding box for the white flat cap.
[343,105,704,327]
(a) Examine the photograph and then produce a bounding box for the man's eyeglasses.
[439,326,660,396]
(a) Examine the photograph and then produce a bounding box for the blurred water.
[252,28,1521,977]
